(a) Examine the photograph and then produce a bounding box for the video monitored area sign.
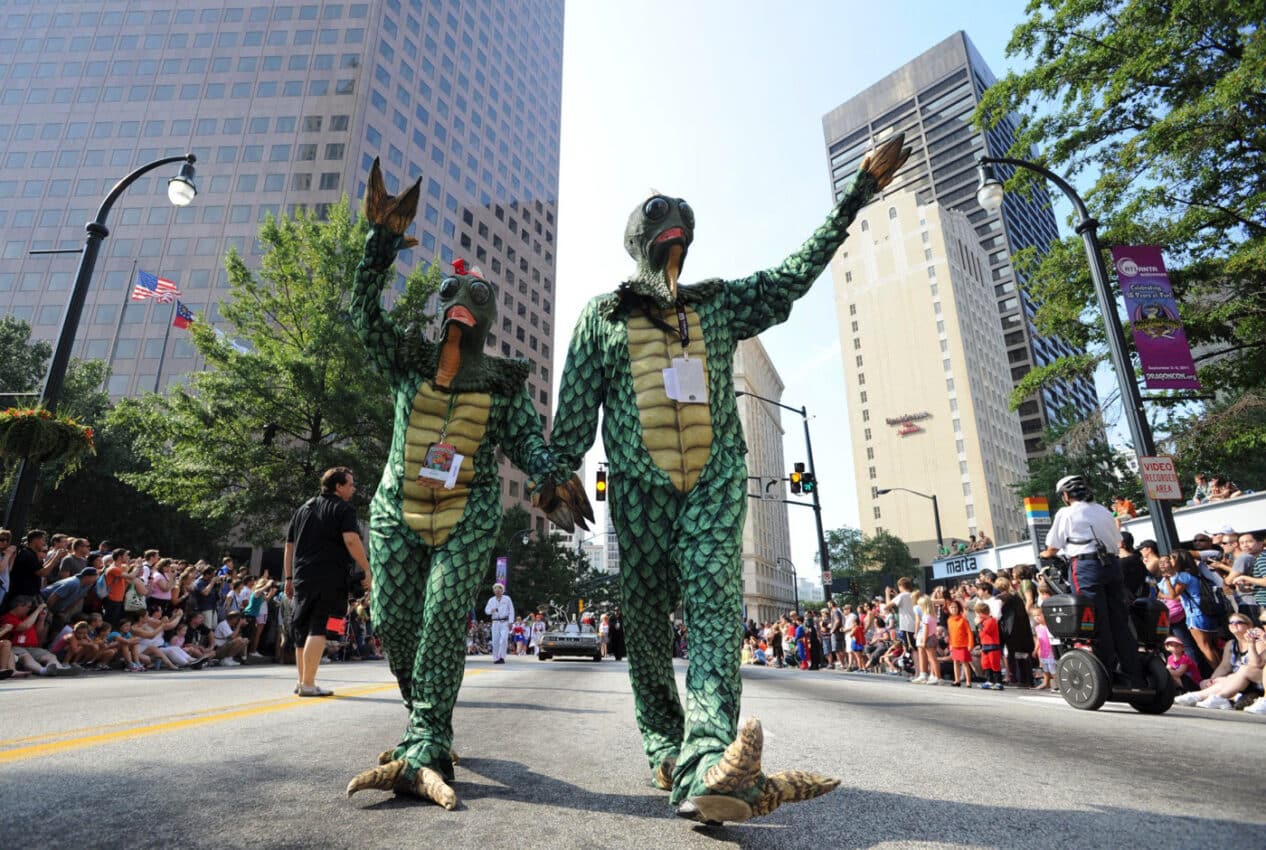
[1140,455,1183,501]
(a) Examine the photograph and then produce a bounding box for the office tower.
[831,192,1028,564]
[821,31,1099,462]
[734,338,795,623]
[0,1,564,518]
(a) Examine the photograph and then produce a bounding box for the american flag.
[131,270,182,302]
[172,301,194,330]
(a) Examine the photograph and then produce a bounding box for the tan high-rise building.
[830,192,1027,564]
[734,337,796,623]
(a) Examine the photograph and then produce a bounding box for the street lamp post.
[735,389,831,602]
[876,487,943,554]
[4,154,198,533]
[775,556,800,614]
[976,157,1179,554]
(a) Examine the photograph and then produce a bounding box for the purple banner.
[1111,245,1201,391]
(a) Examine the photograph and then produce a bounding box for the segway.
[1039,559,1177,714]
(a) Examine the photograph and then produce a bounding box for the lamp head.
[167,159,197,207]
[975,161,1004,214]
[876,488,892,495]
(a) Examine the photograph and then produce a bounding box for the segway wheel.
[1056,649,1110,711]
[1129,655,1176,715]
[537,652,550,661]
[592,651,602,662]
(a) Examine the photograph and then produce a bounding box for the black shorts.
[292,581,346,639]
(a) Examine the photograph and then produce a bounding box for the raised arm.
[723,135,910,339]
[549,299,608,473]
[349,159,421,380]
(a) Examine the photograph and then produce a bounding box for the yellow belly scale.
[627,306,713,492]
[400,382,491,546]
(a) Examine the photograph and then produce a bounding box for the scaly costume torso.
[345,163,568,808]
[550,137,907,823]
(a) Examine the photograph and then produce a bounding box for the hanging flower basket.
[0,407,96,470]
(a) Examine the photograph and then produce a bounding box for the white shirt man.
[484,584,514,663]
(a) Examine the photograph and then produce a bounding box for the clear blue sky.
[553,1,1032,584]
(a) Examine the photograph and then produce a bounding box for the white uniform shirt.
[1045,499,1122,557]
[485,594,514,622]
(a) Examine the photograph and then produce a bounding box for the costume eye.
[677,200,693,225]
[439,278,460,299]
[470,280,491,305]
[643,196,670,221]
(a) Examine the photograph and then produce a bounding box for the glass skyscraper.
[0,0,564,515]
[821,31,1098,459]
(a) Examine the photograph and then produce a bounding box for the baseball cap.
[1218,525,1237,536]
[1163,636,1183,648]
[77,567,99,578]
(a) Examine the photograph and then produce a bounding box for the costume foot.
[653,757,676,791]
[676,719,839,824]
[346,759,458,810]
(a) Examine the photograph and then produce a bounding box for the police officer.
[1040,474,1142,686]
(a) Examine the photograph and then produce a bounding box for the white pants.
[491,621,509,660]
[161,645,193,667]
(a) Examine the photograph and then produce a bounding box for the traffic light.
[802,471,817,494]
[595,468,607,501]
[789,462,804,494]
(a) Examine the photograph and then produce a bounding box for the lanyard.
[674,304,690,350]
[437,391,457,443]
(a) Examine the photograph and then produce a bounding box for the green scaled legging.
[550,170,879,806]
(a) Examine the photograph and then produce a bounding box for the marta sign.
[1140,455,1183,501]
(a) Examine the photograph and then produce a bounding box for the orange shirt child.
[947,614,974,650]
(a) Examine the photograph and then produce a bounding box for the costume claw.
[653,757,676,791]
[751,771,840,817]
[347,759,459,809]
[701,718,763,793]
[682,719,839,823]
[347,758,406,797]
[533,474,595,532]
[418,767,459,810]
[365,158,421,247]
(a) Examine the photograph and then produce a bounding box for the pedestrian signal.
[595,469,607,501]
[802,471,817,494]
[789,462,805,494]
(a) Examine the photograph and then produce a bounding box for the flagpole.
[153,299,177,393]
[104,258,138,392]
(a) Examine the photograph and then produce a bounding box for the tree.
[0,315,51,400]
[976,2,1266,469]
[825,524,918,601]
[479,506,590,618]
[1012,412,1146,509]
[111,199,440,544]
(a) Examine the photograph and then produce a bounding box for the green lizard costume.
[549,136,909,824]
[345,162,589,808]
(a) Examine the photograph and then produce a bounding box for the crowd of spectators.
[739,530,1266,715]
[0,528,381,681]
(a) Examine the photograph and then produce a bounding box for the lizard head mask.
[624,194,694,308]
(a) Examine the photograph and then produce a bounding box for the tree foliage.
[0,315,52,401]
[1012,411,1146,509]
[111,199,441,544]
[825,525,918,601]
[976,1,1266,460]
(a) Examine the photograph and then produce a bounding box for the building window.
[862,409,869,422]
[888,207,897,219]
[864,428,872,441]
[873,506,882,519]
[860,220,869,232]
[849,303,856,316]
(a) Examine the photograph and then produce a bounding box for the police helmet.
[1055,474,1091,500]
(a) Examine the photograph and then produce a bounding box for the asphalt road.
[2,655,1262,849]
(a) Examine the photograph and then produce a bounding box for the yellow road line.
[0,670,487,765]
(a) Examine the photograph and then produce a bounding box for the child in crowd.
[752,641,768,666]
[1032,609,1056,691]
[1164,635,1200,692]
[741,637,754,665]
[946,599,973,687]
[913,595,941,684]
[975,602,1003,690]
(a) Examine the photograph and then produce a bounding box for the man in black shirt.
[284,467,370,697]
[3,530,51,613]
[1118,531,1147,599]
